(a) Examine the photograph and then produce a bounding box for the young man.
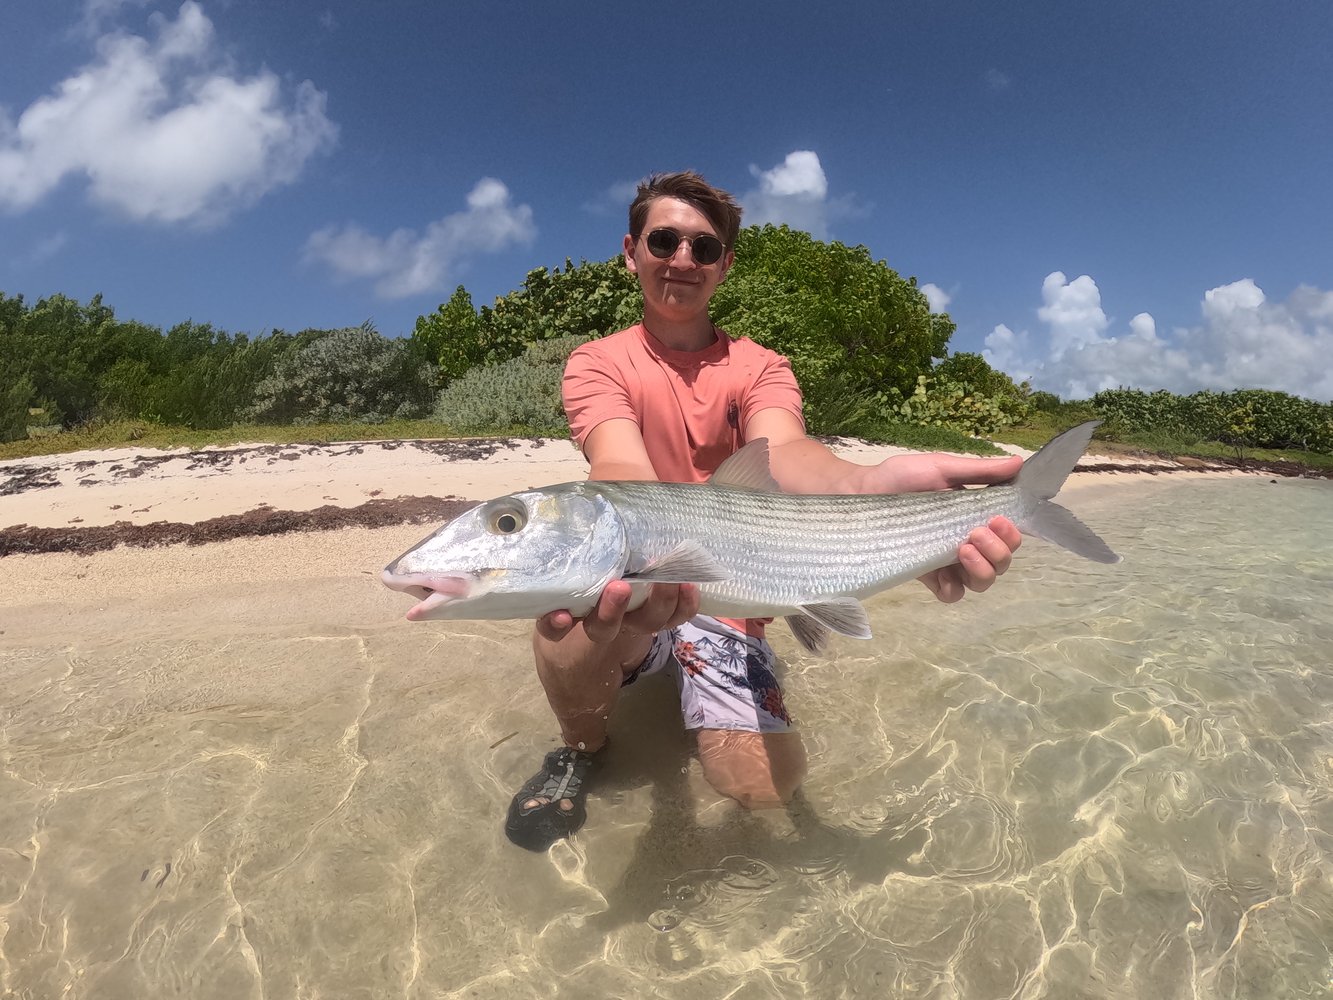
[504,171,1023,851]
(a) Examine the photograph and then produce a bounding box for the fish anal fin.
[785,614,831,653]
[624,541,732,583]
[709,439,781,492]
[798,597,872,640]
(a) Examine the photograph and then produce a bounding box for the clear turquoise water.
[2,475,1331,998]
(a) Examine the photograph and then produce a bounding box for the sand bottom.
[4,476,1333,997]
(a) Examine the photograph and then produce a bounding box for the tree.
[0,368,32,442]
[409,286,485,384]
[934,352,1028,400]
[411,260,641,384]
[709,225,952,403]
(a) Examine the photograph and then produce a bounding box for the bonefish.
[382,421,1119,651]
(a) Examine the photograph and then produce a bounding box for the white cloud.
[985,273,1333,401]
[305,178,537,299]
[581,179,639,217]
[1037,271,1109,357]
[920,283,951,313]
[741,150,863,239]
[985,68,1012,92]
[0,1,337,226]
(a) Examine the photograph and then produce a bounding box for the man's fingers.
[582,581,633,643]
[936,454,1023,489]
[535,609,576,642]
[622,583,700,634]
[918,567,964,603]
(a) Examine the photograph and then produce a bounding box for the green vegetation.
[4,231,1332,475]
[712,225,949,415]
[246,322,435,425]
[433,334,588,435]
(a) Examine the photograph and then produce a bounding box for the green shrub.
[886,373,1030,436]
[1092,387,1333,453]
[1026,391,1063,413]
[247,323,437,425]
[433,334,589,434]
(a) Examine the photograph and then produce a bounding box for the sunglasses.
[641,228,726,266]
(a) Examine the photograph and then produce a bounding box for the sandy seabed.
[3,436,1314,999]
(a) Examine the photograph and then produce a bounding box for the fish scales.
[594,480,1032,610]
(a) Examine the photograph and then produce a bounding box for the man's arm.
[582,418,659,482]
[746,407,1024,602]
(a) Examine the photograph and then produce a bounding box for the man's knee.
[696,729,807,809]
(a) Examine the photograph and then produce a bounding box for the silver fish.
[382,421,1120,651]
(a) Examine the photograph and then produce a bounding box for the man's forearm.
[765,438,870,495]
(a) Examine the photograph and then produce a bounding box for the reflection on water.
[3,476,1333,998]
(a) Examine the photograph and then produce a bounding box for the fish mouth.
[380,569,474,621]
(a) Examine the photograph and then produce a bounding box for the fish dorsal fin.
[785,614,831,653]
[709,438,781,492]
[797,597,872,640]
[624,541,732,583]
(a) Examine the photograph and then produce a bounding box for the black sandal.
[504,747,599,852]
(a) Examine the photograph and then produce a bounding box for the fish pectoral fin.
[798,598,872,640]
[785,614,831,653]
[708,438,781,492]
[623,541,732,583]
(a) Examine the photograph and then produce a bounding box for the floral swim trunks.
[623,616,794,734]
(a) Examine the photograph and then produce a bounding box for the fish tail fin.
[1016,420,1100,500]
[1023,499,1122,563]
[1016,420,1122,564]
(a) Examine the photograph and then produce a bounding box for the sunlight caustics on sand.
[2,475,1331,998]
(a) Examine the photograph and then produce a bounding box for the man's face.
[623,197,734,323]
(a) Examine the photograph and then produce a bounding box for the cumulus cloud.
[0,1,337,226]
[305,178,536,298]
[984,273,1333,401]
[920,283,952,313]
[741,150,863,239]
[581,179,640,217]
[984,69,1012,92]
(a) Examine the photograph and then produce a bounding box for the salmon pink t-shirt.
[563,324,804,638]
[563,324,804,482]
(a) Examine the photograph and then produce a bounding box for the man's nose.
[670,239,697,267]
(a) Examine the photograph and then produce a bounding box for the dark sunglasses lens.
[645,230,681,259]
[691,236,723,265]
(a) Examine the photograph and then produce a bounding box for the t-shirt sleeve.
[562,343,638,450]
[740,349,806,432]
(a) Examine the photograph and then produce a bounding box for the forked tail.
[1015,421,1121,564]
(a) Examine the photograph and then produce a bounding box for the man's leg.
[696,729,807,809]
[504,626,661,851]
[671,618,807,808]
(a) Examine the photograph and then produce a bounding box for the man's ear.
[622,234,638,275]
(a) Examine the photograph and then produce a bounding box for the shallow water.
[2,476,1332,999]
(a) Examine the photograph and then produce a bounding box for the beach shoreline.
[0,434,1283,559]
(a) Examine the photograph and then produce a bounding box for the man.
[505,171,1023,852]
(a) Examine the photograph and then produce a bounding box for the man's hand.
[860,451,1025,604]
[918,516,1023,603]
[536,581,701,644]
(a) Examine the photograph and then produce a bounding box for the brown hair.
[628,171,742,248]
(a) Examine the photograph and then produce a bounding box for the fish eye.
[484,500,527,535]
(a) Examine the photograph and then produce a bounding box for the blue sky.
[2,0,1330,400]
